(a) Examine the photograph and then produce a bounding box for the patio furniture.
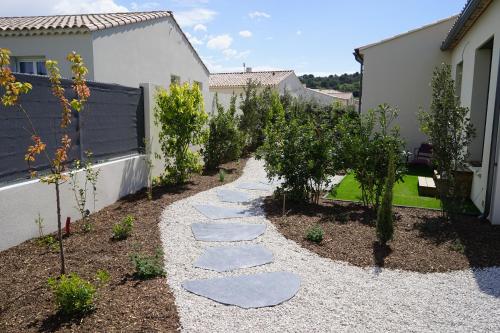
[411,143,433,166]
[418,176,436,197]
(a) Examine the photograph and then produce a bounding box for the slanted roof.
[441,0,493,50]
[309,89,353,101]
[209,70,294,88]
[0,11,209,74]
[355,15,458,53]
[0,11,171,33]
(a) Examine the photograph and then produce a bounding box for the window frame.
[16,58,47,76]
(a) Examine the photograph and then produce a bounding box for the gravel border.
[160,158,500,332]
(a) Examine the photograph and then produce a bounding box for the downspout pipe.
[353,48,364,114]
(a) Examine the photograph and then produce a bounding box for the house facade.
[209,69,351,112]
[355,0,500,224]
[0,11,210,107]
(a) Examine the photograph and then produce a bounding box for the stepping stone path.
[183,183,300,309]
[194,244,274,272]
[236,182,272,191]
[191,223,266,242]
[217,188,252,203]
[182,272,300,309]
[193,204,255,219]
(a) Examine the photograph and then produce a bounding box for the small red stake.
[65,217,71,236]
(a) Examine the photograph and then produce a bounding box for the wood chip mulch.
[264,197,500,273]
[0,158,247,333]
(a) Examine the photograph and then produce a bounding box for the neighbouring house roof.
[209,70,294,88]
[0,11,172,33]
[441,0,493,50]
[354,15,458,59]
[0,11,209,74]
[309,89,353,101]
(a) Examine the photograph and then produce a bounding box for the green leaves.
[154,83,208,183]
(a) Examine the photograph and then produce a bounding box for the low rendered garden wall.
[0,154,148,250]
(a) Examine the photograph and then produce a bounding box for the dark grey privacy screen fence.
[0,74,144,183]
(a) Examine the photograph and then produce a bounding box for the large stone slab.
[193,204,254,219]
[216,189,252,203]
[236,182,272,191]
[182,272,300,309]
[194,244,273,272]
[191,223,266,242]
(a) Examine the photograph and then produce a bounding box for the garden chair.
[411,143,433,166]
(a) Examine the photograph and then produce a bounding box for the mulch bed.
[0,158,247,333]
[264,197,500,273]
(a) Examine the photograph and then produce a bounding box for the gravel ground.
[159,158,500,333]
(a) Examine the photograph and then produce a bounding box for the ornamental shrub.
[112,215,134,240]
[154,83,208,184]
[337,103,406,209]
[259,95,343,203]
[306,225,324,243]
[238,81,273,152]
[376,152,395,245]
[48,273,96,316]
[203,94,243,170]
[419,64,475,217]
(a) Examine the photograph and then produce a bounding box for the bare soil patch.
[264,197,500,273]
[0,159,246,333]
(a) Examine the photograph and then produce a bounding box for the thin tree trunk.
[55,182,66,275]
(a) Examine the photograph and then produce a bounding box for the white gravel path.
[159,158,500,333]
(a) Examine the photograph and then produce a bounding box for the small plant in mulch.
[112,215,135,240]
[48,273,96,316]
[306,225,324,243]
[449,239,465,254]
[219,169,226,182]
[130,248,166,279]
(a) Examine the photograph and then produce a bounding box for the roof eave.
[441,0,492,50]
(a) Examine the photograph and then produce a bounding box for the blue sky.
[5,0,466,75]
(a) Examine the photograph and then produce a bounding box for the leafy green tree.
[338,104,406,209]
[376,151,395,245]
[238,81,272,152]
[203,93,243,170]
[259,94,341,203]
[419,64,475,217]
[154,83,208,184]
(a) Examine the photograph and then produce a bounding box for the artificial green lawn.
[328,166,479,213]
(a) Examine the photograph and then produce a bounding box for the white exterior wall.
[0,32,95,79]
[449,0,500,221]
[0,155,147,250]
[359,17,456,152]
[91,17,211,108]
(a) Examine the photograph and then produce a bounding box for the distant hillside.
[299,72,361,97]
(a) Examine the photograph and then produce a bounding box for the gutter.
[441,0,487,50]
[353,48,363,114]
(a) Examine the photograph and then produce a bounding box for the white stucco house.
[209,69,351,112]
[0,11,210,106]
[354,0,500,224]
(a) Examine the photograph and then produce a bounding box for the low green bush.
[306,226,324,243]
[203,94,243,170]
[112,215,134,240]
[130,249,166,279]
[48,273,96,316]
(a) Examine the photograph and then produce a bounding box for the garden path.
[160,158,500,332]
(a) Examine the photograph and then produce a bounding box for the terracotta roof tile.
[0,11,171,32]
[209,70,294,88]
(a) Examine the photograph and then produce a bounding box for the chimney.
[246,67,252,73]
